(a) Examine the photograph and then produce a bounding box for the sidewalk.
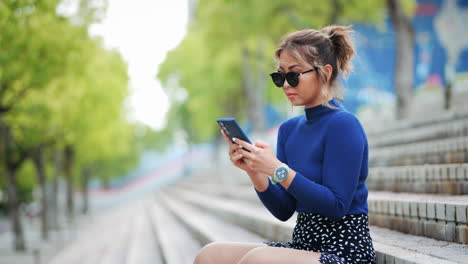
[0,213,92,264]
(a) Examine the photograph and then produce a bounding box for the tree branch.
[0,106,12,113]
[12,138,57,170]
[3,86,29,111]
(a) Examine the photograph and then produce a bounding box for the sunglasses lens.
[270,72,285,87]
[286,72,299,87]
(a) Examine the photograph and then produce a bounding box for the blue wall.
[341,0,468,113]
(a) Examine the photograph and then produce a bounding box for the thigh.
[238,246,322,264]
[194,242,264,264]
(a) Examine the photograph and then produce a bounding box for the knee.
[237,246,269,264]
[193,242,223,264]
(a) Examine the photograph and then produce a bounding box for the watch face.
[276,167,288,181]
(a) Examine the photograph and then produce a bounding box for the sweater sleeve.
[255,123,297,221]
[286,113,365,220]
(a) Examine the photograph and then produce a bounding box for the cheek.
[309,75,322,87]
[300,77,320,92]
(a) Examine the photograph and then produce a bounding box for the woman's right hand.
[221,130,269,192]
[221,130,255,173]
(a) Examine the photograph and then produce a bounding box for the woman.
[194,25,376,264]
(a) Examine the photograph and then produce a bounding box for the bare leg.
[194,242,265,264]
[238,246,322,264]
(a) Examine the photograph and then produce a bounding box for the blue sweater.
[256,99,369,222]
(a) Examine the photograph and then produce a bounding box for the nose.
[283,79,292,89]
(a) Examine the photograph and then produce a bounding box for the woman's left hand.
[234,138,283,176]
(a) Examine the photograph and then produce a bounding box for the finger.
[221,130,233,145]
[238,147,254,160]
[254,140,270,149]
[234,138,256,152]
[229,144,240,155]
[231,153,244,162]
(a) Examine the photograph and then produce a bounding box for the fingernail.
[232,138,236,142]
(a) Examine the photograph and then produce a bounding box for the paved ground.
[0,217,9,234]
[0,212,94,264]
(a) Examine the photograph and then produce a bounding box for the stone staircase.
[146,111,467,263]
[162,172,467,264]
[48,202,165,264]
[45,112,468,264]
[365,114,468,250]
[367,164,467,195]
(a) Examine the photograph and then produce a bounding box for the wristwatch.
[271,163,289,184]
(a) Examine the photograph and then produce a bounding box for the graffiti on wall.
[344,0,468,114]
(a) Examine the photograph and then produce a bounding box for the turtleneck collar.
[304,99,341,121]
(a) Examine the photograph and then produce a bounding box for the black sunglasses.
[269,68,317,87]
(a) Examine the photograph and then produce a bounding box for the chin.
[290,101,304,107]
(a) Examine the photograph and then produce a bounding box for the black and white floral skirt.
[266,213,376,264]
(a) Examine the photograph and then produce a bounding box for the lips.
[286,93,297,99]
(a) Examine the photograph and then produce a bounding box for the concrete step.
[125,200,163,264]
[158,192,265,245]
[98,214,133,264]
[148,197,201,264]
[179,182,468,244]
[368,164,468,195]
[369,136,468,166]
[365,109,468,137]
[180,166,253,187]
[370,225,468,264]
[368,118,468,148]
[171,188,295,242]
[48,204,137,264]
[368,191,468,244]
[176,183,261,205]
[169,187,467,264]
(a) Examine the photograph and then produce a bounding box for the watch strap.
[270,177,279,184]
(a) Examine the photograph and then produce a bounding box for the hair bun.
[321,25,355,76]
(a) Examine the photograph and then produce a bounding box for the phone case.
[216,118,251,144]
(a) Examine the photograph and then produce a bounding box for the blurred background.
[1,0,468,263]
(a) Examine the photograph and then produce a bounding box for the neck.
[305,95,333,109]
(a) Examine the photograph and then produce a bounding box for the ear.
[323,64,333,82]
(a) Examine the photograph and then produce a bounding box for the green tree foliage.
[157,0,388,146]
[158,28,244,143]
[0,0,78,113]
[1,0,135,198]
[0,0,138,250]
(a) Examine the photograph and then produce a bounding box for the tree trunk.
[47,147,62,230]
[387,0,415,120]
[1,117,26,251]
[32,147,48,240]
[50,147,61,229]
[6,165,25,251]
[241,46,266,133]
[81,167,91,215]
[64,145,74,220]
[329,0,343,24]
[444,81,452,110]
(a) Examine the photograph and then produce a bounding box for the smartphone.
[216,118,251,144]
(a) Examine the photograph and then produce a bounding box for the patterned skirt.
[266,212,376,264]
